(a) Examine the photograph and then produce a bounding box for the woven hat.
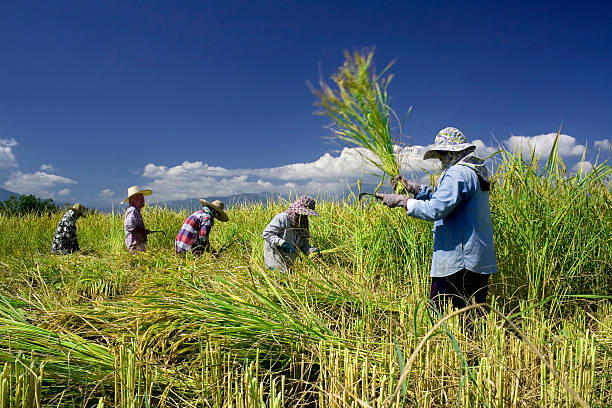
[121,186,152,203]
[287,196,320,216]
[199,199,229,222]
[72,203,87,217]
[423,127,476,160]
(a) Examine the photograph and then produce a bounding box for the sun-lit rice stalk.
[311,49,410,190]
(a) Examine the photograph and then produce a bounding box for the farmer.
[51,203,87,254]
[378,127,497,311]
[123,186,152,252]
[263,196,320,272]
[175,199,229,256]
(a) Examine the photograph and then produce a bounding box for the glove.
[308,248,320,258]
[380,194,408,208]
[279,241,295,253]
[391,175,421,196]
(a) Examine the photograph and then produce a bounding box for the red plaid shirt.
[175,209,213,253]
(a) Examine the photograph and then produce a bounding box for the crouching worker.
[378,127,497,312]
[51,203,86,254]
[263,196,320,272]
[123,186,152,253]
[175,199,229,256]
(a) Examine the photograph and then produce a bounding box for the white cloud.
[4,171,77,198]
[40,163,56,172]
[139,131,594,202]
[0,138,17,148]
[504,133,586,159]
[571,161,594,174]
[142,146,449,201]
[98,188,115,199]
[0,138,18,169]
[57,188,71,196]
[594,139,610,152]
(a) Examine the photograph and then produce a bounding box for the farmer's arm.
[405,168,474,221]
[297,237,315,256]
[263,214,288,247]
[414,185,433,200]
[67,222,79,251]
[194,219,212,253]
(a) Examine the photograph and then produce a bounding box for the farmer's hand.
[379,194,408,208]
[308,248,320,258]
[391,175,421,196]
[279,241,295,253]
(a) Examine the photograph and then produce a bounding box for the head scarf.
[437,149,491,190]
[284,196,318,241]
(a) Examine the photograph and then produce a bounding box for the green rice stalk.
[311,49,409,189]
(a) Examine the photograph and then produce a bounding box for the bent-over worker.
[263,196,320,272]
[51,203,87,254]
[175,199,229,256]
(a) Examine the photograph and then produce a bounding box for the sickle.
[358,192,383,201]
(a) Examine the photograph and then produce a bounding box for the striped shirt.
[175,209,214,254]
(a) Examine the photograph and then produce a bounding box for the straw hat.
[423,127,476,160]
[121,186,152,203]
[199,199,229,222]
[72,202,87,217]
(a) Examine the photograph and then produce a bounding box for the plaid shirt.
[175,209,214,254]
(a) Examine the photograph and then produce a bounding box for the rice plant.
[311,49,410,190]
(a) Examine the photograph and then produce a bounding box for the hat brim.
[121,189,152,204]
[292,208,320,216]
[423,144,476,160]
[199,199,229,222]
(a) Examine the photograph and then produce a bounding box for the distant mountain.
[150,192,285,212]
[95,183,389,213]
[0,188,19,202]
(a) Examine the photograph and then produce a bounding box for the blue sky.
[0,0,610,206]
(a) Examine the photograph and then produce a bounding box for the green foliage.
[0,194,58,215]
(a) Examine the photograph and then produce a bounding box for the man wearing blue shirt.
[378,127,497,311]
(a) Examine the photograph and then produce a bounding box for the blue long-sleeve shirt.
[405,164,497,277]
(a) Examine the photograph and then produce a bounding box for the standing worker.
[378,127,497,311]
[263,196,321,272]
[122,186,152,253]
[175,199,229,256]
[51,203,87,254]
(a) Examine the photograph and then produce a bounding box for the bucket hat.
[423,127,476,160]
[199,199,229,222]
[121,186,152,203]
[72,202,87,217]
[287,196,320,216]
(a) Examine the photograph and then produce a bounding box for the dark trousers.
[430,269,489,312]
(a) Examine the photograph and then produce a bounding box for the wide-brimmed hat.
[199,199,229,222]
[287,196,320,216]
[121,186,152,203]
[423,127,476,160]
[72,202,87,217]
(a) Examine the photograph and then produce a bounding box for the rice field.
[0,151,610,407]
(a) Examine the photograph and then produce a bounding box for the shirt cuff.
[405,198,417,213]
